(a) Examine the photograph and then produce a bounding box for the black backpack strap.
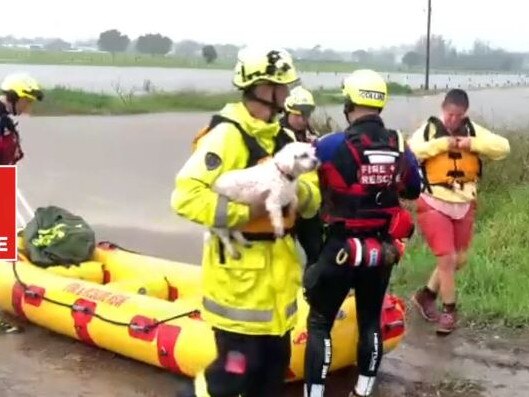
[423,116,448,141]
[208,114,241,132]
[335,125,364,186]
[274,128,295,154]
[209,115,296,167]
[463,119,482,177]
[241,133,269,167]
[464,118,476,137]
[208,114,270,168]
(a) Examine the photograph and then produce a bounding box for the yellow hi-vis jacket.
[171,102,321,336]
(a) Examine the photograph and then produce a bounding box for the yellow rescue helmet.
[233,47,299,89]
[342,69,387,109]
[1,73,44,101]
[284,86,316,117]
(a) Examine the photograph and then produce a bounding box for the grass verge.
[31,83,413,116]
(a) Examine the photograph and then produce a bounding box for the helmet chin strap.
[246,86,284,123]
[343,101,355,124]
[10,101,18,116]
[5,92,19,116]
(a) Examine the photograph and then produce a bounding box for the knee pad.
[303,263,325,305]
[338,238,402,268]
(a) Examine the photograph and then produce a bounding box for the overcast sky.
[2,0,528,52]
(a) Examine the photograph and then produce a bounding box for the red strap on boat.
[381,295,405,341]
[71,299,97,346]
[24,286,45,307]
[157,324,183,374]
[167,285,179,302]
[102,266,111,284]
[11,282,26,320]
[128,315,157,342]
[11,283,45,319]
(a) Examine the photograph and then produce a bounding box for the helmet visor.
[290,104,315,118]
[23,89,44,101]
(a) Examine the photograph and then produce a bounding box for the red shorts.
[416,196,476,257]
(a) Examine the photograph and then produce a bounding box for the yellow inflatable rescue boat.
[0,240,406,381]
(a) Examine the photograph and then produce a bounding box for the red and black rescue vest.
[319,116,405,235]
[0,103,23,165]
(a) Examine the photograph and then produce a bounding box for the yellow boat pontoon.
[0,240,406,382]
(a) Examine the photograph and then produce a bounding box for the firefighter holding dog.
[172,47,321,397]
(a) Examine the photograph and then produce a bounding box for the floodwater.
[0,63,528,93]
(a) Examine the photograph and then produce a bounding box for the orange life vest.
[193,114,296,239]
[421,116,482,190]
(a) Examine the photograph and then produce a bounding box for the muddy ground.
[2,313,528,397]
[2,93,529,396]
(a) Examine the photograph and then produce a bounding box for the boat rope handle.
[11,261,200,331]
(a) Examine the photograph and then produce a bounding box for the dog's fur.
[208,141,320,259]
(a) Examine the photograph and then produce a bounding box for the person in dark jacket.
[281,86,324,266]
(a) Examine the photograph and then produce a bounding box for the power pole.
[425,0,432,90]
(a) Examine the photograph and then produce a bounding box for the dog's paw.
[225,246,242,260]
[203,230,213,243]
[231,230,252,248]
[230,250,242,260]
[274,228,285,238]
[242,240,253,248]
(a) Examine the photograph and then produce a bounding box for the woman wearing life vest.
[409,89,510,335]
[302,69,422,397]
[280,86,324,267]
[172,47,321,397]
[0,72,43,334]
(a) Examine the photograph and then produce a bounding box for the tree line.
[1,32,527,72]
[97,29,218,63]
[401,35,525,72]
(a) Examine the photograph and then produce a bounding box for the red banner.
[0,166,17,261]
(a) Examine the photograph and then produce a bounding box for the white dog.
[208,141,320,259]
